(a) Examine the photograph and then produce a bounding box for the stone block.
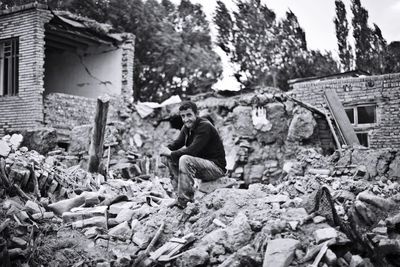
[109,221,131,239]
[0,140,11,157]
[72,216,107,229]
[199,177,238,193]
[115,208,135,223]
[179,246,209,267]
[24,200,44,215]
[324,248,337,267]
[263,238,300,267]
[314,228,337,244]
[63,206,107,223]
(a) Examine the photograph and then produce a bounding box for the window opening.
[0,38,19,96]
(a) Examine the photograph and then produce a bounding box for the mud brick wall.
[291,73,400,149]
[0,4,52,135]
[44,93,120,140]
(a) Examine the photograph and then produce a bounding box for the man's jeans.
[167,155,225,203]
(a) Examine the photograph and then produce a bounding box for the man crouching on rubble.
[160,101,226,209]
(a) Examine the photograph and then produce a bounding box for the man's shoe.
[166,199,187,209]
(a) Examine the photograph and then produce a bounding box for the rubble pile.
[1,133,400,266]
[1,90,400,266]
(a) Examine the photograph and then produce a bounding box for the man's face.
[180,108,197,129]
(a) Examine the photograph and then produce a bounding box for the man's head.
[179,101,198,129]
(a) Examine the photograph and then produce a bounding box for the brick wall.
[120,36,135,104]
[291,73,400,149]
[43,93,120,141]
[0,4,52,135]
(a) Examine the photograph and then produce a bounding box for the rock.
[265,195,290,203]
[9,134,23,151]
[48,195,86,216]
[108,221,131,239]
[72,216,107,229]
[200,212,252,251]
[308,168,331,176]
[20,127,57,155]
[263,238,300,267]
[245,164,265,184]
[257,102,287,144]
[280,208,308,221]
[32,212,54,220]
[62,206,108,223]
[108,201,137,216]
[115,208,135,223]
[199,177,238,194]
[179,246,209,267]
[68,125,91,153]
[372,227,387,235]
[10,237,27,249]
[24,200,44,215]
[349,255,364,267]
[357,191,396,211]
[232,106,254,136]
[287,107,316,141]
[0,140,11,157]
[226,212,253,250]
[313,216,327,224]
[354,200,376,226]
[388,154,400,179]
[218,245,260,267]
[385,212,400,227]
[324,248,337,267]
[313,228,337,244]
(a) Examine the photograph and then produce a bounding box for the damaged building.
[0,3,134,141]
[290,71,400,149]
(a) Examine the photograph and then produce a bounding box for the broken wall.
[0,4,52,135]
[291,73,400,149]
[43,93,125,142]
[124,90,336,185]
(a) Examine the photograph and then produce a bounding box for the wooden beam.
[88,95,110,173]
[324,89,360,146]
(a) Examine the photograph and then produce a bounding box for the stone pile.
[2,138,400,266]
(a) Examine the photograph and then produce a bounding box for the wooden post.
[88,95,110,173]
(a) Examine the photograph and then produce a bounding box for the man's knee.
[179,155,194,171]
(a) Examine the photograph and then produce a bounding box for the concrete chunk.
[263,238,300,267]
[48,195,86,216]
[109,221,131,239]
[0,140,10,157]
[63,206,108,223]
[24,200,44,215]
[314,228,337,244]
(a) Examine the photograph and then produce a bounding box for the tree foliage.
[351,0,374,72]
[334,0,352,71]
[214,0,338,91]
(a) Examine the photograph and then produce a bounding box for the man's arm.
[167,128,185,151]
[170,122,211,161]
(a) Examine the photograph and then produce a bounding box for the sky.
[180,0,400,54]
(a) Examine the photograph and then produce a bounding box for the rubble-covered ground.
[1,91,400,267]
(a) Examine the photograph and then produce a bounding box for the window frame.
[0,37,19,97]
[344,104,377,127]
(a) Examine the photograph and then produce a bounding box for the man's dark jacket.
[167,117,226,172]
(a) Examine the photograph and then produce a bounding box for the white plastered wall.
[44,44,122,98]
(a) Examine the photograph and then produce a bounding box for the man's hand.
[160,146,172,157]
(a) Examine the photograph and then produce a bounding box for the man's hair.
[179,101,198,114]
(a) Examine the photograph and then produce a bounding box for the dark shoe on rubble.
[166,198,188,209]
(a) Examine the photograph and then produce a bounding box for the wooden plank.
[88,95,110,173]
[324,89,360,145]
